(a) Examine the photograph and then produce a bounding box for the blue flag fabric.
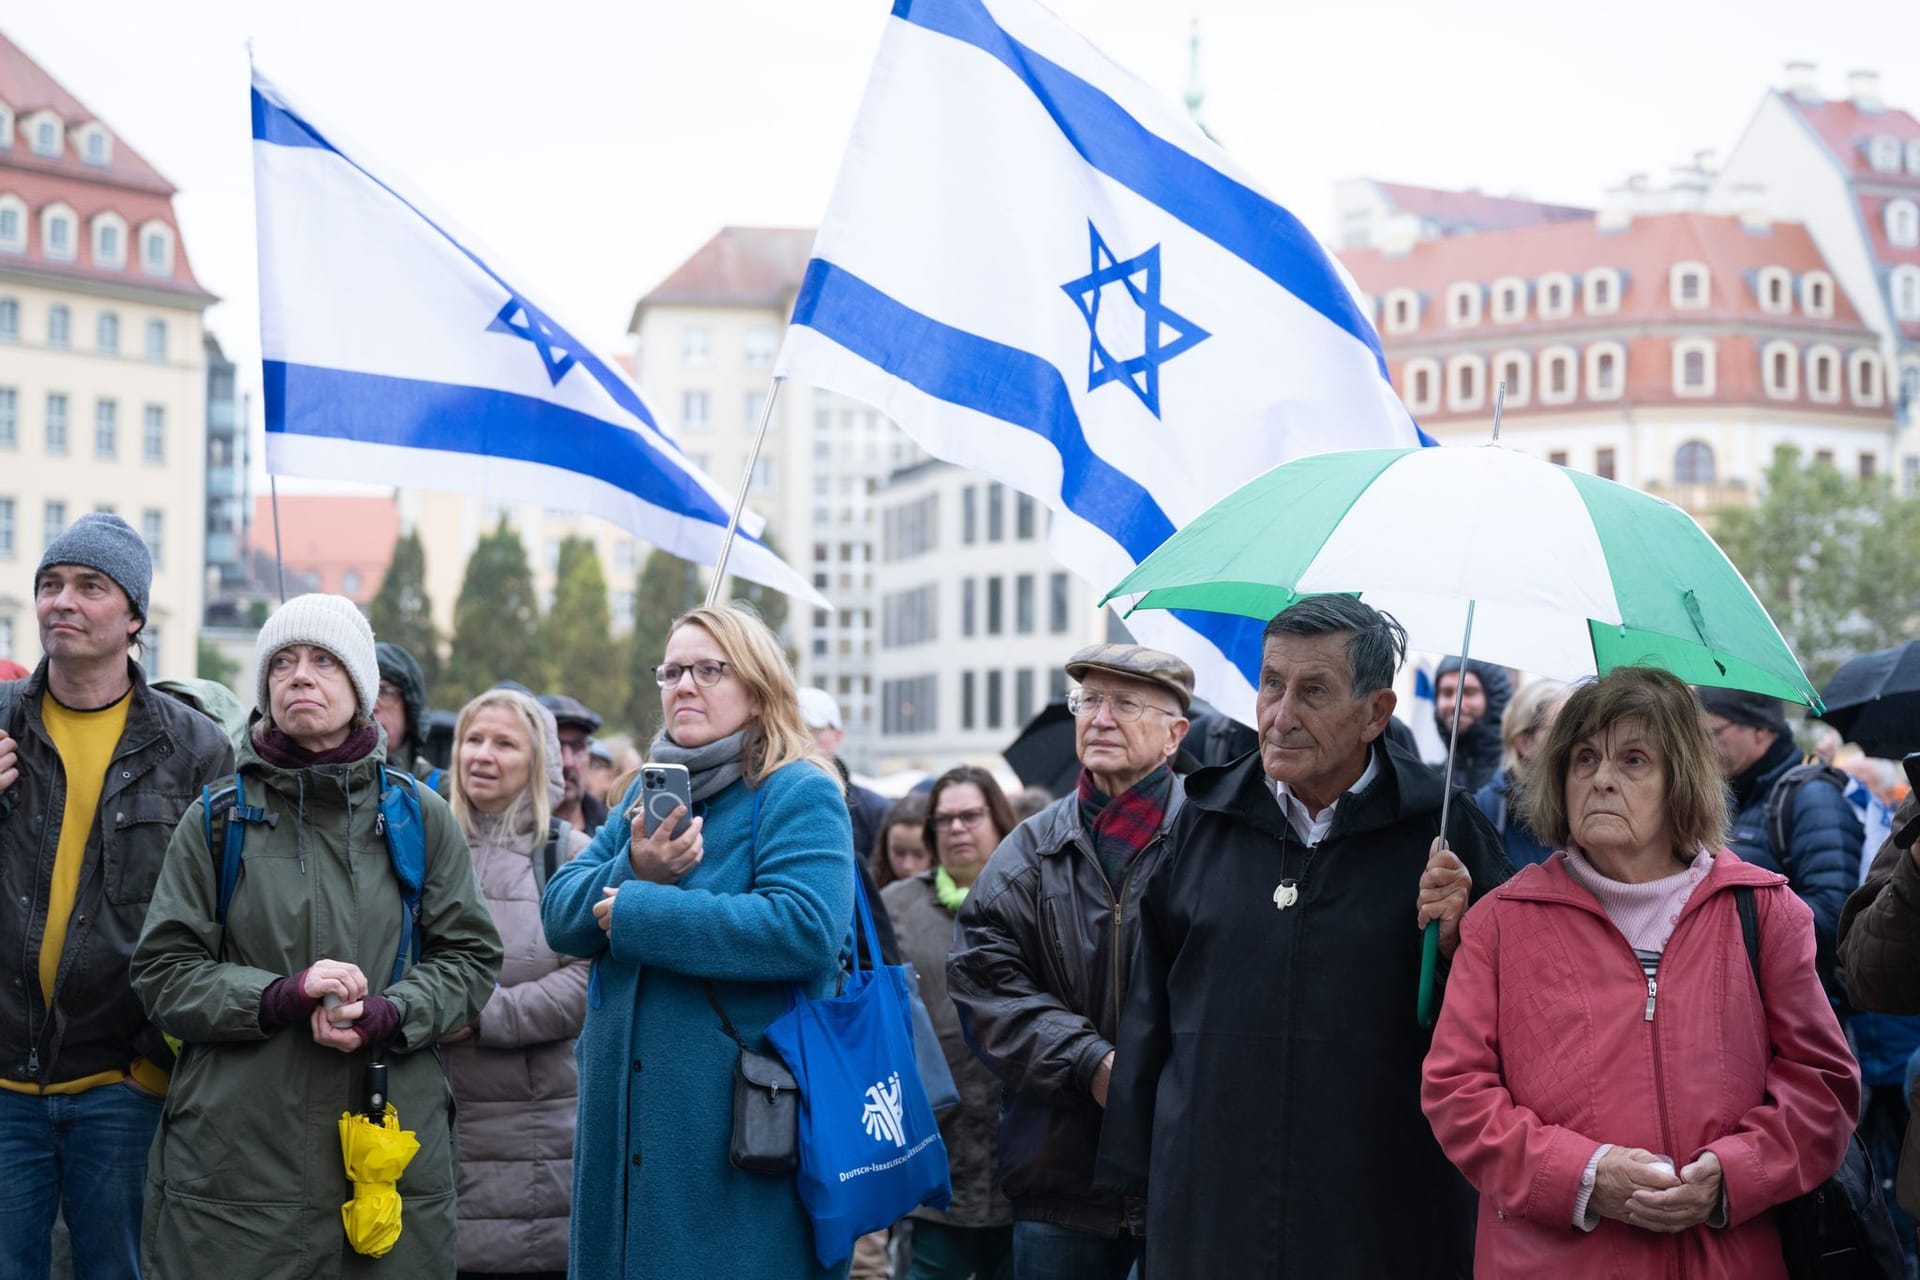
[776,0,1429,721]
[251,67,822,606]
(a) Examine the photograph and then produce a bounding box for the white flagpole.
[704,377,786,606]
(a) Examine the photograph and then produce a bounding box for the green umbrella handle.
[1417,919,1440,1028]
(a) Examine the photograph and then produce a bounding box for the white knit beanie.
[254,594,379,718]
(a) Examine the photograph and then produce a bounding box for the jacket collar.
[1032,773,1187,856]
[1184,738,1442,844]
[18,656,168,761]
[1493,847,1785,925]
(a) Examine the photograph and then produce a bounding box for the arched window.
[1670,261,1710,309]
[1492,350,1530,406]
[0,195,23,252]
[1538,272,1574,320]
[0,297,17,341]
[1672,339,1716,397]
[1491,277,1527,324]
[1674,441,1716,485]
[1447,353,1486,411]
[1403,357,1441,414]
[1889,200,1920,249]
[47,304,69,348]
[1807,345,1841,402]
[1756,266,1793,314]
[1583,268,1622,315]
[91,212,126,268]
[1446,283,1483,328]
[1894,266,1920,322]
[1803,272,1834,319]
[1539,346,1578,404]
[96,311,118,356]
[1850,350,1885,406]
[1587,343,1625,399]
[1762,341,1798,398]
[1384,288,1421,334]
[138,221,174,276]
[144,318,167,362]
[41,204,76,261]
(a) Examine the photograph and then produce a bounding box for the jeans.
[1011,1222,1139,1280]
[0,1082,162,1280]
[905,1220,1013,1280]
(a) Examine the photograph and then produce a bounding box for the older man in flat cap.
[949,642,1192,1279]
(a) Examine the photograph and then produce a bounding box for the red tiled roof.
[630,226,816,323]
[1371,181,1593,233]
[0,29,175,194]
[249,496,399,604]
[1782,93,1920,184]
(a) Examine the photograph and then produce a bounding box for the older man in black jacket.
[950,643,1193,1279]
[1094,595,1509,1278]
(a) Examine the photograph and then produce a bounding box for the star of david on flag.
[1061,222,1208,418]
[250,66,823,608]
[776,0,1427,723]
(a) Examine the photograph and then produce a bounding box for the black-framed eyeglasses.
[653,659,732,690]
[1066,687,1176,723]
[936,807,989,828]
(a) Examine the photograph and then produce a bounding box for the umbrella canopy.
[1816,641,1920,759]
[1002,697,1079,795]
[339,1104,419,1257]
[1104,446,1818,707]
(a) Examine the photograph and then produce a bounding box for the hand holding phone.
[629,764,703,884]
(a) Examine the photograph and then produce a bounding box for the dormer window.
[1851,350,1885,406]
[1538,273,1574,320]
[77,125,110,167]
[25,111,62,158]
[1803,271,1835,319]
[1908,139,1920,176]
[1490,277,1527,324]
[1892,266,1920,322]
[1887,200,1919,249]
[1446,283,1482,329]
[1670,262,1709,310]
[1492,350,1530,406]
[1583,267,1622,316]
[91,213,126,268]
[1870,135,1903,173]
[0,196,23,253]
[1587,343,1626,399]
[41,204,76,261]
[1446,353,1486,411]
[137,222,173,276]
[1756,266,1793,314]
[0,103,13,150]
[1383,288,1421,335]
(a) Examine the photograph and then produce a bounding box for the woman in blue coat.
[543,604,854,1280]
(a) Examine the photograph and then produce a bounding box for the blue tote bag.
[764,867,952,1267]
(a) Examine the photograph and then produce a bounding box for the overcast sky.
[9,0,1919,445]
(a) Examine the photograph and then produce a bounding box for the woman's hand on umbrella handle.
[303,959,368,1004]
[1416,839,1471,959]
[309,1004,364,1054]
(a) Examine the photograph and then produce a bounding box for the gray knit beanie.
[37,512,152,621]
[254,594,379,718]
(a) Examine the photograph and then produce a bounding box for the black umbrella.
[1816,641,1920,759]
[1001,696,1256,798]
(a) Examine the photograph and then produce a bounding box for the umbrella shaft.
[1437,600,1478,847]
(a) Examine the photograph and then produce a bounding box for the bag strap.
[1764,763,1849,872]
[702,787,768,1050]
[534,817,567,895]
[1734,885,1763,1000]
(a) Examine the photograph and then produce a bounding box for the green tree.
[1714,445,1920,689]
[542,536,624,720]
[622,549,704,737]
[366,528,441,687]
[196,637,240,687]
[441,519,547,706]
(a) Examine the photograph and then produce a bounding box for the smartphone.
[640,763,694,839]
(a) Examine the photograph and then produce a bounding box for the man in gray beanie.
[0,513,233,1277]
[1697,684,1861,1002]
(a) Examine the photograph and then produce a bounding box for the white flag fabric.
[251,67,824,608]
[775,0,1428,722]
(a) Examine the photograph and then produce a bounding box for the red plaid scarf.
[1077,763,1173,889]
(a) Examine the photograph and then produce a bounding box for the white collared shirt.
[1266,748,1381,847]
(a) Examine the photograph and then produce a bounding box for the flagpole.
[269,474,287,604]
[704,377,785,606]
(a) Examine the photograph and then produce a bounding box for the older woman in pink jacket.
[1423,667,1858,1278]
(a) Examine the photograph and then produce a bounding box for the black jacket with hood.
[1434,656,1511,796]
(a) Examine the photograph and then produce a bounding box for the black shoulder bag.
[1734,886,1904,1279]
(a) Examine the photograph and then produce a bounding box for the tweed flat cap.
[1064,643,1195,713]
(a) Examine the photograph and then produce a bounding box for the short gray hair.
[1261,595,1407,696]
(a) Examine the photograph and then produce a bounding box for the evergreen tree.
[441,519,547,705]
[366,528,441,687]
[622,549,703,737]
[196,637,240,687]
[543,536,624,720]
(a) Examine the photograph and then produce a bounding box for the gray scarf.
[650,728,749,802]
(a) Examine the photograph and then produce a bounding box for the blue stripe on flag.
[250,87,337,154]
[893,0,1387,379]
[264,361,759,540]
[792,257,1266,677]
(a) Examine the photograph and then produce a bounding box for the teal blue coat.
[542,760,854,1280]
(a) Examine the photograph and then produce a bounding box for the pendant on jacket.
[1273,879,1300,911]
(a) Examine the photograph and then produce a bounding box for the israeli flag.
[1405,665,1450,766]
[251,68,824,607]
[775,0,1426,722]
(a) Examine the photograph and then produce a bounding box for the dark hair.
[1262,595,1408,696]
[1518,666,1729,856]
[922,765,1019,856]
[870,793,928,890]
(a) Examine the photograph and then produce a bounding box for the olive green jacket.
[131,734,503,1280]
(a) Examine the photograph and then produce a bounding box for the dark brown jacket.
[1838,793,1920,1216]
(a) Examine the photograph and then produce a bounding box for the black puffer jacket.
[1433,656,1511,795]
[948,780,1183,1237]
[0,661,233,1086]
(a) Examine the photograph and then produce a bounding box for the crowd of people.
[1,513,1916,1279]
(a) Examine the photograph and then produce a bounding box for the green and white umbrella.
[1104,444,1819,708]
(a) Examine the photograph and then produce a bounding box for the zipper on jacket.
[1644,976,1657,1021]
[1109,833,1163,1031]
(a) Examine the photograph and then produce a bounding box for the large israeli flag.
[251,68,824,607]
[775,0,1426,721]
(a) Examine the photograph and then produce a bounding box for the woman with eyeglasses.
[540,604,854,1280]
[882,765,1018,1280]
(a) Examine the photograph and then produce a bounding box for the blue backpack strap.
[206,774,274,928]
[424,766,444,793]
[376,768,428,987]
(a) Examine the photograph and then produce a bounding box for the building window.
[1015,668,1036,726]
[1582,268,1621,315]
[1049,572,1070,633]
[44,500,67,549]
[1762,341,1798,398]
[0,104,11,150]
[97,311,119,355]
[94,399,117,458]
[1492,351,1529,407]
[1594,448,1617,481]
[749,455,775,493]
[680,326,710,364]
[46,393,67,453]
[138,223,173,275]
[1539,347,1577,404]
[143,404,164,463]
[1446,354,1485,411]
[1015,493,1036,539]
[743,326,776,367]
[1814,449,1836,468]
[1909,140,1920,176]
[960,671,976,731]
[1850,350,1885,406]
[986,576,1004,635]
[1674,441,1716,485]
[1887,200,1920,249]
[29,115,60,157]
[1802,272,1834,319]
[1587,343,1625,400]
[1807,346,1841,402]
[1446,282,1482,328]
[986,483,1006,541]
[47,305,69,348]
[43,208,75,260]
[1490,277,1526,324]
[1670,262,1709,309]
[742,390,767,430]
[1015,573,1035,633]
[1383,288,1420,334]
[961,486,977,544]
[1870,136,1903,173]
[1538,273,1573,320]
[1548,450,1569,467]
[0,387,12,448]
[138,510,163,569]
[1860,453,1879,481]
[612,591,634,628]
[1756,267,1792,314]
[145,319,167,362]
[1673,340,1715,397]
[0,297,14,339]
[985,670,1005,731]
[0,498,12,559]
[1403,358,1441,415]
[1892,266,1920,322]
[961,577,976,637]
[92,215,125,267]
[679,390,709,429]
[80,126,109,166]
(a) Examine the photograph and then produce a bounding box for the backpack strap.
[1764,763,1851,871]
[424,766,444,794]
[1734,885,1763,999]
[376,768,427,988]
[533,817,569,896]
[204,774,276,933]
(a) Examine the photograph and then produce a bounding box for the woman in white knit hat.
[131,594,504,1280]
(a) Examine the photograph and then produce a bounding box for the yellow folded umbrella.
[338,1103,420,1257]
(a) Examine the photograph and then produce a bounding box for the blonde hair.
[1501,678,1569,771]
[449,689,553,839]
